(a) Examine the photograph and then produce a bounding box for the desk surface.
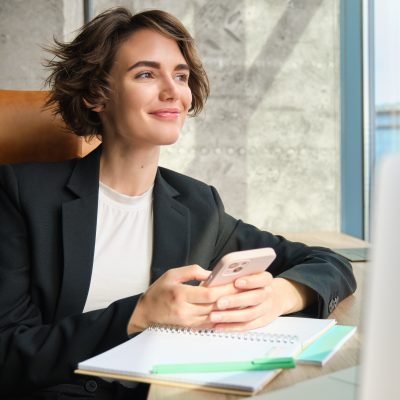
[147,232,366,400]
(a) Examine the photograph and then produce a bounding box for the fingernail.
[218,299,229,309]
[236,279,246,287]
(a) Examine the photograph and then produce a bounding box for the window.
[341,0,400,239]
[364,0,400,238]
[373,0,400,168]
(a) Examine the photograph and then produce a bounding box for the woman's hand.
[208,273,317,331]
[127,266,317,335]
[127,265,240,335]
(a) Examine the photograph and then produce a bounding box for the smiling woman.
[0,7,356,400]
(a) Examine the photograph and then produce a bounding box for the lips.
[149,108,181,120]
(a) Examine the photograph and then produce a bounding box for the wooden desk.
[147,232,367,400]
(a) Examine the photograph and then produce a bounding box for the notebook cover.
[297,325,356,365]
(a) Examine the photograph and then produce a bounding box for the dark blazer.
[0,146,356,397]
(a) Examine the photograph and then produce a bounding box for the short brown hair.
[45,7,210,137]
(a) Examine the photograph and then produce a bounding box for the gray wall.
[0,0,83,89]
[0,0,341,233]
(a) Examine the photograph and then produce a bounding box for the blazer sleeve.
[209,186,357,318]
[0,165,138,392]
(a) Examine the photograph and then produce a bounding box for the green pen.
[151,357,296,374]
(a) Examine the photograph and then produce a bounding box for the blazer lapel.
[54,147,101,320]
[55,152,191,318]
[150,170,191,282]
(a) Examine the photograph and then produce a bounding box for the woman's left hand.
[209,272,316,331]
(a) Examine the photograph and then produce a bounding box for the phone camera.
[228,260,250,273]
[231,265,243,273]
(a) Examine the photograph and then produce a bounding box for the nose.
[159,76,179,101]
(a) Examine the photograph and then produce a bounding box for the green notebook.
[297,325,356,366]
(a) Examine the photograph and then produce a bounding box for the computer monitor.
[242,157,400,400]
[358,154,400,399]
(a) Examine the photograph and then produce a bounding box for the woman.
[0,7,356,399]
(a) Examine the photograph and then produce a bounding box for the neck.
[99,141,160,196]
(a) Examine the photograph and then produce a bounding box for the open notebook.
[76,317,335,395]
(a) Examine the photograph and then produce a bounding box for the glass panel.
[374,0,400,169]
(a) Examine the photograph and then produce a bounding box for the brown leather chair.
[0,90,100,164]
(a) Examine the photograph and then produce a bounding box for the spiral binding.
[148,324,298,344]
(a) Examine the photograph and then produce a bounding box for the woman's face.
[98,29,192,148]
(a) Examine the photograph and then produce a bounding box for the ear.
[83,98,105,113]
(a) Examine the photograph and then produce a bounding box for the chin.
[157,131,181,146]
[160,138,179,146]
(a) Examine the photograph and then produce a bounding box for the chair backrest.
[0,90,100,164]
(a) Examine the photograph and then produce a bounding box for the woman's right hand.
[126,265,239,335]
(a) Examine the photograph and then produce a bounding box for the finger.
[162,301,214,327]
[173,308,216,329]
[190,319,217,330]
[167,290,218,315]
[216,287,271,310]
[210,294,273,324]
[166,265,211,283]
[209,306,257,324]
[187,302,216,316]
[213,314,277,332]
[186,282,240,304]
[234,271,273,290]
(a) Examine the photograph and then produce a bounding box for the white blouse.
[83,182,153,313]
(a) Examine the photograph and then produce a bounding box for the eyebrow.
[127,60,190,72]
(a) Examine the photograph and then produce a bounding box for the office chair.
[0,90,100,164]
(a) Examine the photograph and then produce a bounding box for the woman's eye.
[135,71,153,79]
[175,73,189,82]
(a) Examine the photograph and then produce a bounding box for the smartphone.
[203,247,276,287]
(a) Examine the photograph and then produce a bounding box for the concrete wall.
[0,0,83,89]
[0,0,341,233]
